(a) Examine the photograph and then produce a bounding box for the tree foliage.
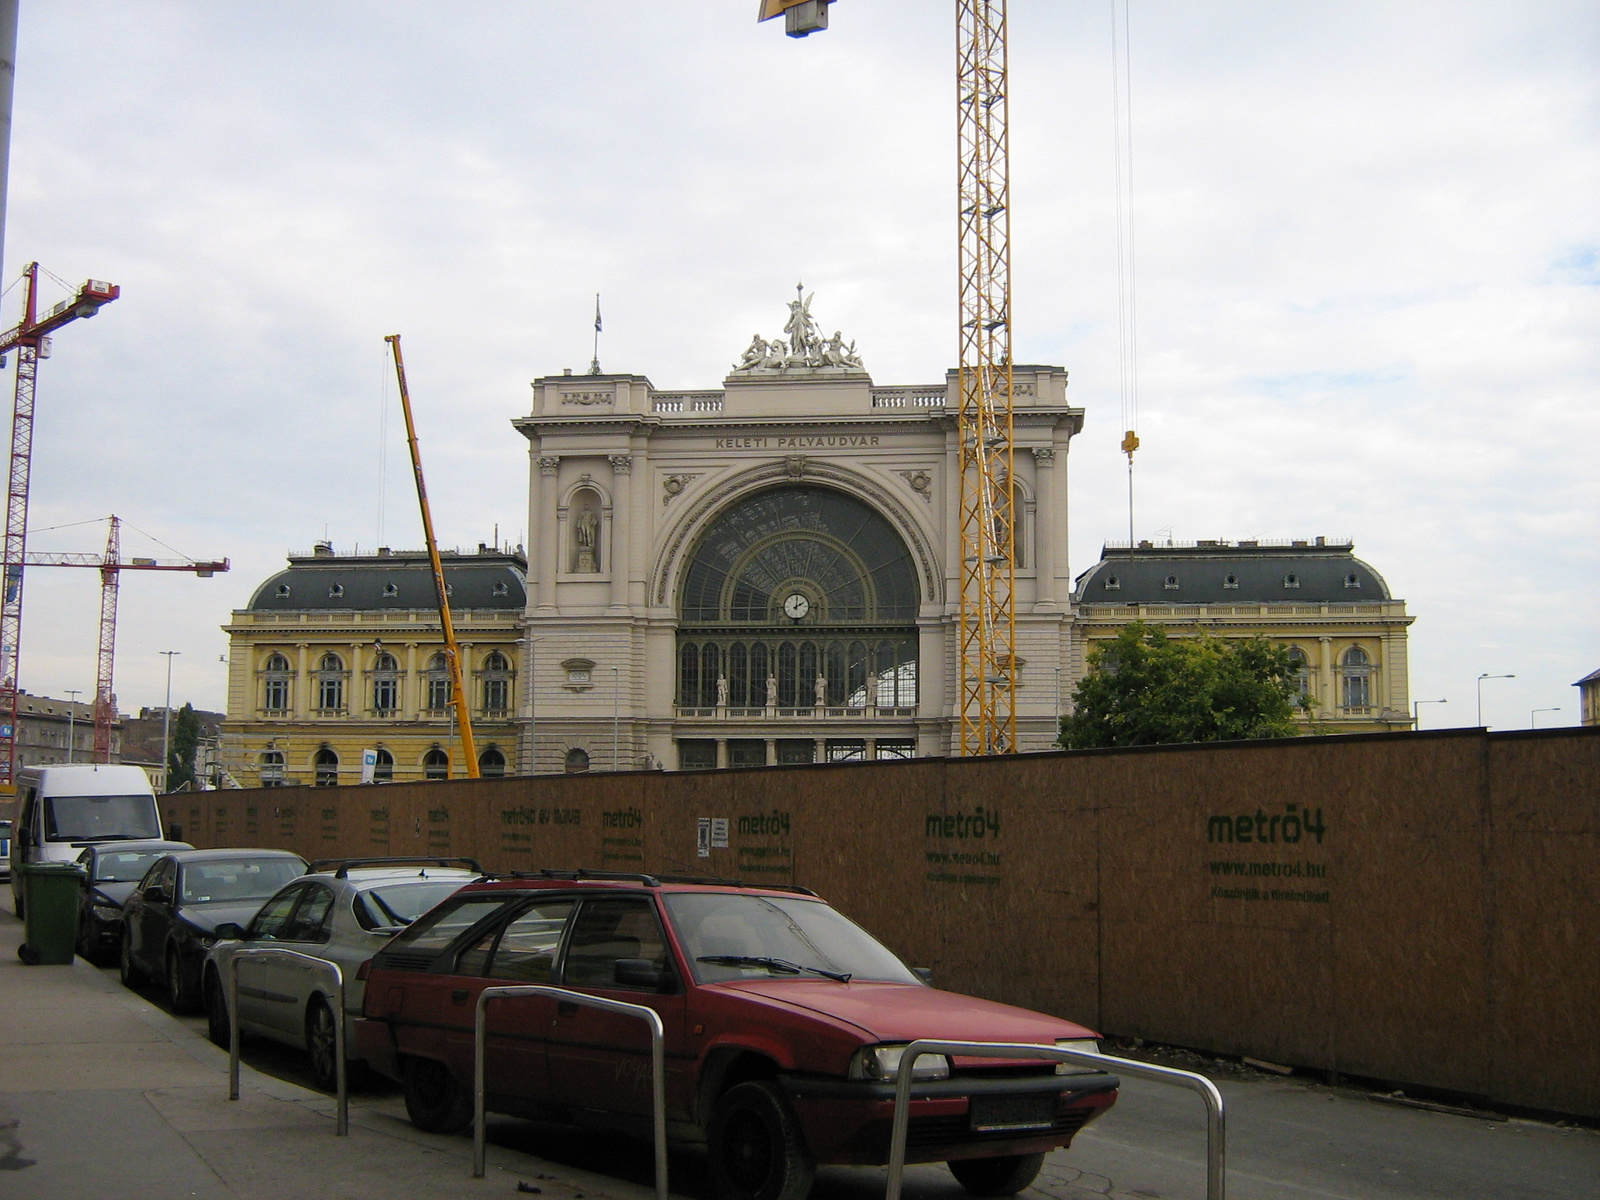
[1058,621,1301,749]
[167,703,201,791]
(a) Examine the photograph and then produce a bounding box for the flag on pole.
[594,294,602,333]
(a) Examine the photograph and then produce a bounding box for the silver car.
[203,857,482,1091]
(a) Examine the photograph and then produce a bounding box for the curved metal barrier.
[885,1041,1225,1200]
[226,947,348,1137]
[473,984,667,1200]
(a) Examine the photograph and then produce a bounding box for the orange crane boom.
[27,515,228,761]
[0,264,120,788]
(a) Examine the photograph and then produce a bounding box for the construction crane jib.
[0,264,121,790]
[385,335,480,780]
[761,0,1019,756]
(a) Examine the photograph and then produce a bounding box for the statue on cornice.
[730,283,866,375]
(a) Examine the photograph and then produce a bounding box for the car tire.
[306,997,340,1093]
[947,1153,1047,1197]
[708,1080,816,1200]
[167,947,200,1015]
[119,931,146,988]
[403,1055,472,1134]
[206,971,232,1050]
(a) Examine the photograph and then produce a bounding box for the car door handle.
[557,1001,579,1017]
[451,990,469,1005]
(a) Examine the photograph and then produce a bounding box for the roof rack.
[476,867,817,897]
[307,856,484,880]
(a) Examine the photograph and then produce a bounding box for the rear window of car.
[385,893,513,953]
[355,880,476,930]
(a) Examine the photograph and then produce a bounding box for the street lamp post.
[160,651,181,790]
[1412,698,1447,730]
[64,688,81,763]
[1476,673,1514,728]
[1531,707,1561,729]
[612,664,621,772]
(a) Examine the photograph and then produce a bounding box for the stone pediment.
[729,285,866,379]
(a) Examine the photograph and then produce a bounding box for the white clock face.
[783,593,810,620]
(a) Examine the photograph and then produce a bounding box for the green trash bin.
[17,862,85,965]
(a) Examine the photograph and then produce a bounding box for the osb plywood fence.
[162,726,1600,1118]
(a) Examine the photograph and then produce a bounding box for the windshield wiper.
[697,954,851,983]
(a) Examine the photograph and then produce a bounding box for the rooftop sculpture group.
[732,285,864,375]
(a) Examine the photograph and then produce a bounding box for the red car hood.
[715,980,1096,1057]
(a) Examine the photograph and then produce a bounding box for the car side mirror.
[213,923,247,942]
[912,967,935,986]
[614,958,670,990]
[144,885,168,905]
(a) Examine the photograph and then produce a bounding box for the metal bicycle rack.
[885,1041,1226,1200]
[227,948,349,1137]
[473,984,667,1200]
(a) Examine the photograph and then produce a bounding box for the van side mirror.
[144,885,168,905]
[912,967,934,986]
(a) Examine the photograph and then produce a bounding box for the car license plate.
[968,1093,1056,1132]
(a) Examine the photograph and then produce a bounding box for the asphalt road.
[114,967,1600,1200]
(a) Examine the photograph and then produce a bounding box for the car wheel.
[206,971,232,1050]
[119,932,146,988]
[708,1080,815,1200]
[167,947,200,1015]
[306,997,340,1093]
[948,1153,1047,1197]
[402,1055,472,1134]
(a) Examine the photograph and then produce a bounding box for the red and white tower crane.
[0,262,120,788]
[26,515,227,762]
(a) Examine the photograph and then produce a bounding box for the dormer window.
[1344,573,1361,589]
[1283,573,1301,589]
[1164,574,1180,590]
[328,583,344,599]
[382,582,399,598]
[1103,575,1120,591]
[492,581,509,597]
[275,583,291,598]
[1223,574,1240,589]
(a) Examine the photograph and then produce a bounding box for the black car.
[121,848,306,1013]
[74,839,193,965]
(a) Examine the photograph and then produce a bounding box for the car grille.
[839,1103,1094,1162]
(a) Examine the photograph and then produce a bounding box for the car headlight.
[91,905,122,922]
[1055,1038,1101,1075]
[848,1044,951,1082]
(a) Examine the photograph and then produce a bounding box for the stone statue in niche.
[866,670,879,709]
[574,506,600,573]
[766,674,778,707]
[814,675,827,708]
[716,675,729,707]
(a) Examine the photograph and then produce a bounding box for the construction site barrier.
[227,948,349,1137]
[885,1041,1225,1200]
[473,984,667,1199]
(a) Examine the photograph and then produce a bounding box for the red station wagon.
[356,872,1118,1200]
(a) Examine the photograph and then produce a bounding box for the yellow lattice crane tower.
[762,0,1018,754]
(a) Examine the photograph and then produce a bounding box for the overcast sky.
[6,1,1596,732]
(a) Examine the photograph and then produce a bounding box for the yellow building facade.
[219,544,525,787]
[1070,539,1414,734]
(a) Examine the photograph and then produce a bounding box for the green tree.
[1057,621,1301,749]
[167,703,202,791]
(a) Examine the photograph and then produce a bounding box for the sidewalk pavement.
[0,906,656,1200]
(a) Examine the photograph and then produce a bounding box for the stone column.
[537,456,560,610]
[350,642,362,716]
[1318,636,1334,715]
[294,643,309,719]
[716,738,728,769]
[404,642,419,717]
[764,737,776,766]
[609,455,632,611]
[1032,447,1058,609]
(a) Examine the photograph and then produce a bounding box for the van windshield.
[44,795,160,843]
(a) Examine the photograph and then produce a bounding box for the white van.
[9,764,162,917]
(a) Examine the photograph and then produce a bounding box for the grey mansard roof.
[247,546,526,612]
[1072,540,1394,605]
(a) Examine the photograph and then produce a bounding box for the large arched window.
[374,747,394,783]
[423,747,449,780]
[479,746,506,778]
[314,747,339,787]
[1287,646,1311,706]
[676,486,920,712]
[262,653,292,713]
[371,651,399,715]
[260,749,285,787]
[481,650,512,716]
[425,653,451,711]
[1341,646,1372,710]
[316,653,345,712]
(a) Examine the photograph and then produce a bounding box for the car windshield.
[43,795,159,842]
[93,849,170,883]
[357,880,474,929]
[664,892,918,985]
[180,858,305,904]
